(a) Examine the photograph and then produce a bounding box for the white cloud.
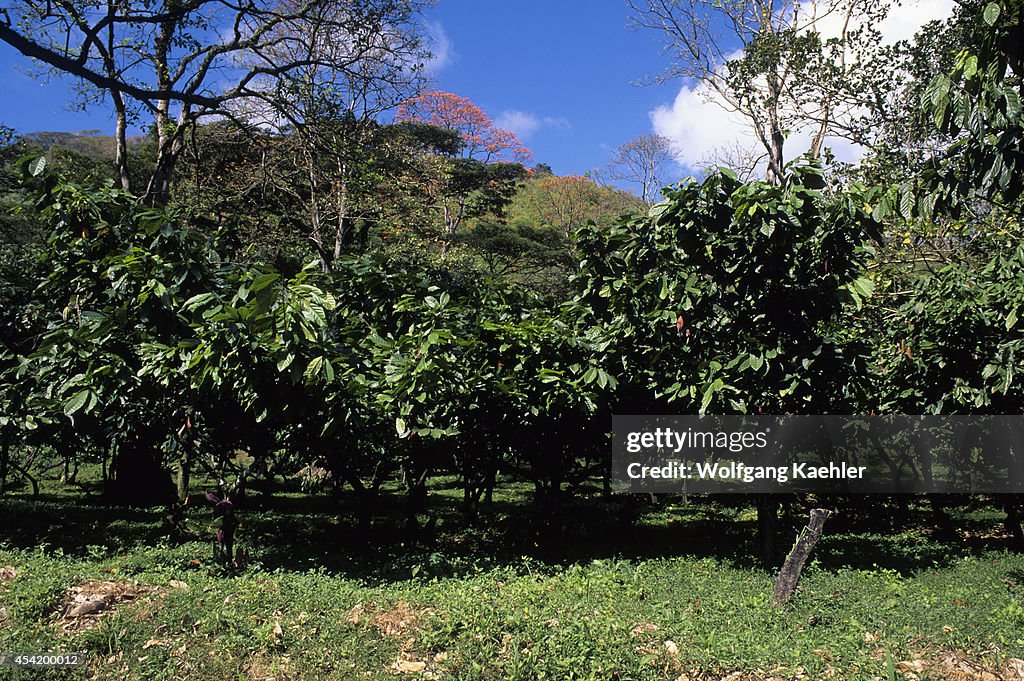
[494,110,571,140]
[651,86,760,167]
[807,0,952,43]
[875,0,954,43]
[650,0,955,175]
[495,110,541,138]
[424,20,454,73]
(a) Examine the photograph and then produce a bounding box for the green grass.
[1,478,1023,679]
[2,546,1022,680]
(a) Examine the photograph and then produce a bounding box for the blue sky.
[418,0,682,176]
[0,0,954,180]
[0,1,682,179]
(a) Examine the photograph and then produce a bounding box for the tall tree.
[602,134,677,205]
[395,91,532,164]
[394,91,532,247]
[0,0,430,203]
[628,0,897,184]
[252,0,432,270]
[514,174,642,237]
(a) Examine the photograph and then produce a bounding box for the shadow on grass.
[0,486,1018,585]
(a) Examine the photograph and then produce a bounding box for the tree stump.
[773,508,831,606]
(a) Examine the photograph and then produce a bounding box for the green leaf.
[304,356,324,381]
[63,390,90,417]
[1004,90,1021,122]
[851,276,874,299]
[28,156,46,177]
[249,273,280,293]
[182,292,216,310]
[930,75,951,108]
[933,98,949,129]
[983,2,1000,25]
[1006,307,1019,330]
[962,55,978,79]
[899,183,915,219]
[700,379,722,413]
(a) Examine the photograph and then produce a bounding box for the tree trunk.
[105,445,176,506]
[102,0,131,192]
[0,440,9,495]
[62,450,71,483]
[929,494,956,540]
[143,17,186,206]
[773,508,831,606]
[9,455,39,498]
[176,453,191,502]
[483,458,497,505]
[113,97,131,192]
[305,142,330,271]
[441,198,468,256]
[332,161,349,263]
[757,494,780,567]
[146,132,185,205]
[404,466,429,535]
[766,102,785,184]
[1004,497,1023,551]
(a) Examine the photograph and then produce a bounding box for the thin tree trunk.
[757,494,780,567]
[333,168,349,263]
[766,104,785,184]
[0,440,9,495]
[143,16,182,205]
[176,453,191,502]
[929,494,955,539]
[1004,497,1023,551]
[146,118,187,205]
[305,141,329,271]
[441,199,467,257]
[113,101,130,191]
[103,0,131,192]
[9,453,39,498]
[809,3,854,159]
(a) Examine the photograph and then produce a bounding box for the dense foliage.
[0,0,1022,567]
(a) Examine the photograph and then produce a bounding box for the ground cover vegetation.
[1,0,1023,678]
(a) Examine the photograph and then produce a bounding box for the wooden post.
[773,508,831,606]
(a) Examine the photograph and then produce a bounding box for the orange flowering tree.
[531,175,603,238]
[393,92,531,249]
[395,91,532,164]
